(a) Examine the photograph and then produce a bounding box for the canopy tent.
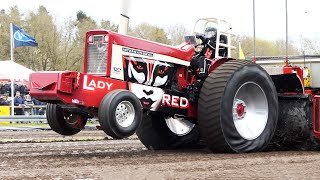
[0,60,34,81]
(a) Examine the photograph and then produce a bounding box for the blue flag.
[12,24,38,48]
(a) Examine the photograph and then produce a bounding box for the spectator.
[32,97,42,115]
[4,83,10,96]
[3,95,9,105]
[14,91,25,115]
[19,84,28,95]
[24,94,34,115]
[14,83,19,95]
[24,94,33,104]
[0,95,6,105]
[0,82,4,94]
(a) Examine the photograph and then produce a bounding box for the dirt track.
[0,130,319,179]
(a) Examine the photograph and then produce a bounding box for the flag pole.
[10,23,15,116]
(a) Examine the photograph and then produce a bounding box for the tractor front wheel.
[198,60,278,153]
[98,90,142,139]
[46,104,87,136]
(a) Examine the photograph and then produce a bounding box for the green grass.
[0,122,50,128]
[0,121,97,128]
[0,136,108,143]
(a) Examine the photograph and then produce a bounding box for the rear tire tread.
[198,60,252,152]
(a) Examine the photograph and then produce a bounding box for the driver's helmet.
[204,27,217,41]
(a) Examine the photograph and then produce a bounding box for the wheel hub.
[62,110,85,129]
[115,101,135,128]
[232,82,268,140]
[233,99,246,120]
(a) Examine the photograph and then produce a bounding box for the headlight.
[87,35,93,43]
[103,35,109,43]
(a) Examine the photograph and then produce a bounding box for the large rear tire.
[136,112,201,150]
[198,60,278,153]
[46,104,87,136]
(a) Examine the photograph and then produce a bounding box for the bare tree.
[166,24,189,46]
[232,35,300,58]
[100,20,118,32]
[129,23,169,44]
[299,36,320,55]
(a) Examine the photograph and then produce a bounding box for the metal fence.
[0,105,47,122]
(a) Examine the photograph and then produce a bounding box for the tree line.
[0,6,318,71]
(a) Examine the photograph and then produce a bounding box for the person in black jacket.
[4,83,10,96]
[14,91,25,115]
[0,95,6,105]
[0,83,4,94]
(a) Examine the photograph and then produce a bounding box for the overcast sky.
[2,0,320,42]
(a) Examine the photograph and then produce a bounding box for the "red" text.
[162,94,189,109]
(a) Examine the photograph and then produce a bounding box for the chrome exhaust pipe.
[118,0,130,35]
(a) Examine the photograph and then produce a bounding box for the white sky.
[1,0,320,42]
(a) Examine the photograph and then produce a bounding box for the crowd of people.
[0,81,46,115]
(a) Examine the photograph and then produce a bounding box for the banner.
[12,24,38,48]
[238,42,246,60]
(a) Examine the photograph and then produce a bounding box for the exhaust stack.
[118,0,130,35]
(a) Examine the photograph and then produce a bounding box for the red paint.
[313,96,320,138]
[109,31,194,61]
[236,103,245,117]
[205,48,213,59]
[208,58,230,73]
[148,60,154,81]
[84,30,194,79]
[187,103,197,118]
[285,56,289,67]
[283,66,292,74]
[305,89,316,95]
[30,29,221,120]
[283,66,304,87]
[252,56,257,64]
[177,66,189,90]
[282,92,299,95]
[83,30,110,74]
[30,72,127,107]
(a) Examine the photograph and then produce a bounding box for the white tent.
[0,60,34,81]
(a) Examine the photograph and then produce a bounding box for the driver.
[190,27,217,84]
[204,27,217,45]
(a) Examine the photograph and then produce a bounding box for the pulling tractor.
[29,18,320,153]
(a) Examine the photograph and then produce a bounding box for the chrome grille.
[87,35,108,73]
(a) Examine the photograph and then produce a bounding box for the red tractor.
[29,18,320,153]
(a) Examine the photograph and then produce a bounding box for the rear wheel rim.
[232,82,268,140]
[115,101,135,128]
[165,117,195,136]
